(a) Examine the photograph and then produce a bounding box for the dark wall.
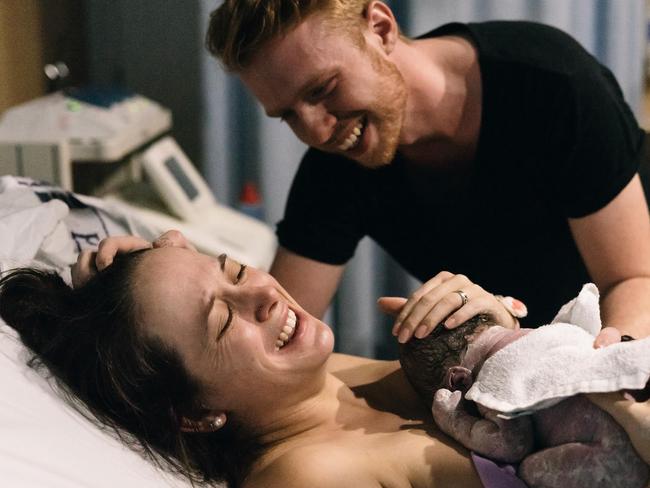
[85,1,203,166]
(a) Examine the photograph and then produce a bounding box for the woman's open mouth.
[275,308,298,350]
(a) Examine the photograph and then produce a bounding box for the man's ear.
[363,1,399,54]
[445,366,473,392]
[180,412,227,433]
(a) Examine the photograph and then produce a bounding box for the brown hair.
[206,0,371,71]
[399,314,495,407]
[0,253,263,487]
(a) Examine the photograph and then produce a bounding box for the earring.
[208,414,226,431]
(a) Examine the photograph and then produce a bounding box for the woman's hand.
[71,230,196,288]
[377,271,519,343]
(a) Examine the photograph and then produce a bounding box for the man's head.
[206,0,408,168]
[399,314,496,407]
[206,0,371,72]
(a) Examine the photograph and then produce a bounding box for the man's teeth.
[337,120,364,152]
[275,309,297,350]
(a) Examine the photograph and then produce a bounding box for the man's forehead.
[239,15,346,110]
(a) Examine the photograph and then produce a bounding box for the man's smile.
[337,117,367,152]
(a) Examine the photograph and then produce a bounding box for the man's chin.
[356,144,398,169]
[355,156,392,169]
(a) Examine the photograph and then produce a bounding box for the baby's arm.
[432,389,534,463]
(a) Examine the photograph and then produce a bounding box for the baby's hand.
[432,388,464,423]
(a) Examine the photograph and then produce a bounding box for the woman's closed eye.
[217,305,233,341]
[216,260,246,340]
[235,263,246,284]
[221,254,246,284]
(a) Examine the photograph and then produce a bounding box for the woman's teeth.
[337,119,364,152]
[275,309,297,350]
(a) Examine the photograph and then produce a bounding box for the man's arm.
[270,246,345,319]
[569,174,650,340]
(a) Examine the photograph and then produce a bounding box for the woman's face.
[131,247,335,415]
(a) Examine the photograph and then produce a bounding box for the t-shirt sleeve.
[553,62,645,218]
[276,149,366,264]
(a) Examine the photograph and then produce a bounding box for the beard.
[354,45,407,169]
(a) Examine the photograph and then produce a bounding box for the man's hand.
[71,230,196,288]
[377,271,518,343]
[593,326,622,348]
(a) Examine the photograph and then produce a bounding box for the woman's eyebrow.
[217,253,228,271]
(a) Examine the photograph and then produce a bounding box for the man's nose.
[296,104,336,146]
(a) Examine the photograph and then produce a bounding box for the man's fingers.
[377,296,406,317]
[153,229,197,251]
[410,286,492,339]
[593,326,622,348]
[71,250,98,288]
[96,235,151,270]
[394,274,472,342]
[392,276,518,343]
[394,271,455,327]
[399,291,462,342]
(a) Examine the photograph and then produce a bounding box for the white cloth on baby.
[465,283,650,418]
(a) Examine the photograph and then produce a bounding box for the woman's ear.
[363,1,399,54]
[180,412,227,433]
[445,366,473,392]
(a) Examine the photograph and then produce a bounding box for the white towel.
[465,284,650,418]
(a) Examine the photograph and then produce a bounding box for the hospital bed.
[0,175,268,487]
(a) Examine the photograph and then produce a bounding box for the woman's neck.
[254,361,429,451]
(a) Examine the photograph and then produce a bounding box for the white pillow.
[0,320,196,488]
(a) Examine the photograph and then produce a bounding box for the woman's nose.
[232,284,281,323]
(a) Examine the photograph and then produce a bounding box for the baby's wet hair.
[399,314,495,407]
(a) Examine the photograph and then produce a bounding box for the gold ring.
[454,290,469,306]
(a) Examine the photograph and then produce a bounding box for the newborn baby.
[399,315,649,488]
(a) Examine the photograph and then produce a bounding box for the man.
[206,0,650,345]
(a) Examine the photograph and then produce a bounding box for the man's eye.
[310,79,336,101]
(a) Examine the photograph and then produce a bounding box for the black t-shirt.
[276,21,645,326]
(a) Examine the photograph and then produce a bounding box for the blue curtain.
[198,0,646,358]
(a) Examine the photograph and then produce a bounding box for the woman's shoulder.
[244,444,382,488]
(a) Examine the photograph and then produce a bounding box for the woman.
[1,233,646,488]
[1,234,494,488]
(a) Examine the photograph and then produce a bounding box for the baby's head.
[399,314,496,407]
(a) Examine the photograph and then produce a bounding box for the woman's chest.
[338,426,482,488]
